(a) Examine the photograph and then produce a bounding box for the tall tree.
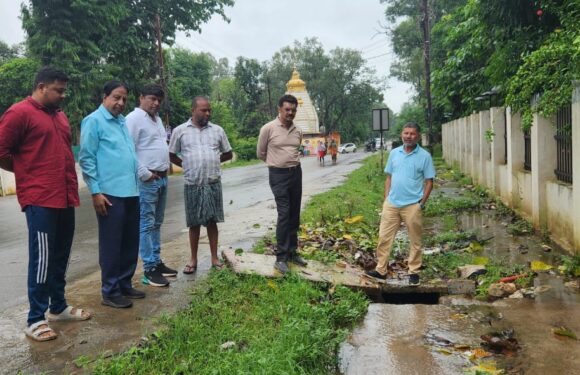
[20,0,234,130]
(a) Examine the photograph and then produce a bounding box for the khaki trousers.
[375,201,423,275]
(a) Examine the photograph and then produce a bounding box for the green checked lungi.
[184,181,224,227]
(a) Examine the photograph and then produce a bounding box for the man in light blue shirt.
[80,81,143,309]
[126,84,177,288]
[366,123,435,286]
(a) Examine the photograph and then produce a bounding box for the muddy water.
[341,193,580,375]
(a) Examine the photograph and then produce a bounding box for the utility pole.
[155,13,170,129]
[154,13,173,172]
[421,0,433,148]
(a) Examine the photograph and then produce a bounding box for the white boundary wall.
[442,82,580,254]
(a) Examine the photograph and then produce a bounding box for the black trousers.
[268,166,302,261]
[96,195,140,298]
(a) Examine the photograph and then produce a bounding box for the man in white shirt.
[126,84,177,287]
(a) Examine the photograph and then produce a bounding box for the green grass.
[423,230,476,249]
[90,270,368,374]
[301,155,385,227]
[423,193,483,216]
[421,251,475,280]
[222,158,262,170]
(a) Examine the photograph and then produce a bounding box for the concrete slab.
[221,250,475,296]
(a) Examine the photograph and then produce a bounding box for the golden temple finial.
[286,67,306,92]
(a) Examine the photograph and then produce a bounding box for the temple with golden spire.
[285,68,319,134]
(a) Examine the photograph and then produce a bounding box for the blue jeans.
[25,206,75,326]
[138,177,168,271]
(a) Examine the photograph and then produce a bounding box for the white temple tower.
[285,68,319,134]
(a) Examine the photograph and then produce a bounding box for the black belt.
[149,170,168,178]
[268,164,301,173]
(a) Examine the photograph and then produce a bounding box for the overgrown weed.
[90,270,368,374]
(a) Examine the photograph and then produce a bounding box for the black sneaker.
[102,295,133,308]
[409,274,421,286]
[121,287,147,298]
[157,262,178,277]
[274,261,290,274]
[143,267,169,287]
[289,253,308,267]
[365,270,387,280]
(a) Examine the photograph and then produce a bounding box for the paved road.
[0,152,369,313]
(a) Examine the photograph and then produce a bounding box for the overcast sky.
[1,0,413,113]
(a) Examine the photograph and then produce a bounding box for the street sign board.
[372,108,389,131]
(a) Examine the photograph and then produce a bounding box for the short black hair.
[103,80,128,96]
[192,96,209,109]
[403,122,421,133]
[33,66,69,89]
[140,84,164,98]
[278,94,298,107]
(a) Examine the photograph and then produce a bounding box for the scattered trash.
[457,265,487,279]
[564,280,580,290]
[499,274,527,283]
[531,260,553,271]
[541,244,552,252]
[480,329,519,354]
[220,341,237,350]
[508,290,524,299]
[466,361,503,375]
[552,326,577,340]
[488,283,517,298]
[423,247,442,255]
[533,285,551,294]
[469,347,493,360]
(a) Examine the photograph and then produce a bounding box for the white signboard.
[372,108,389,131]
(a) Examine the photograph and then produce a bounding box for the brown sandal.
[183,264,197,274]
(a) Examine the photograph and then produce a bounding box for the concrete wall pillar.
[461,117,469,172]
[490,107,506,195]
[470,113,480,182]
[479,110,491,187]
[531,113,556,230]
[506,108,524,206]
[572,81,580,253]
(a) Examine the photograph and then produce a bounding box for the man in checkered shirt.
[169,96,232,274]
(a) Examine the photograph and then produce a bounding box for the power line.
[365,52,394,60]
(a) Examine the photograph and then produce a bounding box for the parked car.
[339,143,357,153]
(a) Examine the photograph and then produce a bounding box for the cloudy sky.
[1,0,413,112]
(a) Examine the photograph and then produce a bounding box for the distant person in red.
[0,67,91,342]
[329,139,338,165]
[317,140,326,166]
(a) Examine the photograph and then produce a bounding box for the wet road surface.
[0,151,370,374]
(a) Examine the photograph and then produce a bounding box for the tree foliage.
[383,0,579,133]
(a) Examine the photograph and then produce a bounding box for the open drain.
[368,291,441,305]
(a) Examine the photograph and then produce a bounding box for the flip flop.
[47,306,91,322]
[211,263,225,270]
[183,264,197,274]
[24,320,57,342]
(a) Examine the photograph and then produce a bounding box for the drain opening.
[369,292,441,305]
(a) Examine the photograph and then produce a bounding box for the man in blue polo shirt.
[366,122,435,286]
